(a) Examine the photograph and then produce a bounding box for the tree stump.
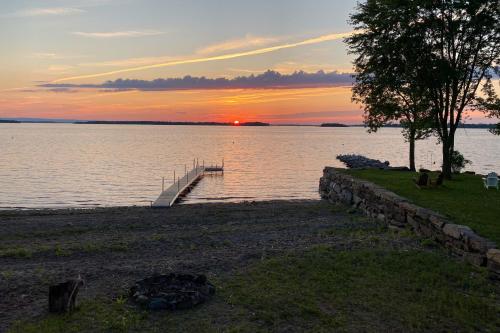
[49,277,84,313]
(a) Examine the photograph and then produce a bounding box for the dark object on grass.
[49,276,84,313]
[413,172,444,189]
[419,168,431,173]
[413,173,430,188]
[130,273,215,311]
[430,173,444,187]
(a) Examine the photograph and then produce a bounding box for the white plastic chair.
[483,172,499,190]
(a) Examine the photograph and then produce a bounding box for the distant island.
[239,122,269,126]
[0,120,20,123]
[75,121,270,126]
[320,123,350,127]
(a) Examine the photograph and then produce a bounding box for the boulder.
[442,224,472,240]
[487,249,500,275]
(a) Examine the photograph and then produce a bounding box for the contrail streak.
[51,32,353,83]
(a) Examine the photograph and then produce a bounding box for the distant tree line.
[75,121,270,126]
[346,0,500,177]
[320,123,350,127]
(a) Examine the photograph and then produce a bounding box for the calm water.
[1,124,499,209]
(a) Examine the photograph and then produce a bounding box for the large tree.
[347,0,500,178]
[419,0,500,178]
[346,1,434,171]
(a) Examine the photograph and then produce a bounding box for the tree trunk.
[409,129,416,171]
[441,140,452,179]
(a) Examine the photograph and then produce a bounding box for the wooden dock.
[152,160,223,208]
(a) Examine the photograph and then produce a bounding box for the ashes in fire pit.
[129,273,215,311]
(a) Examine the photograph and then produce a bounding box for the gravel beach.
[0,200,373,331]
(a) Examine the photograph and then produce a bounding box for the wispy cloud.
[4,7,85,17]
[197,34,281,55]
[51,31,354,83]
[30,52,86,60]
[72,30,165,38]
[31,53,60,59]
[41,70,353,91]
[79,56,177,67]
[47,65,75,73]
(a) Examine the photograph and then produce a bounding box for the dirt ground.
[1,200,390,331]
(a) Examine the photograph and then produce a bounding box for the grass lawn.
[10,245,500,333]
[344,169,500,244]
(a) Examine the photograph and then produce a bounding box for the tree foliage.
[346,0,434,170]
[347,0,500,177]
[418,0,500,177]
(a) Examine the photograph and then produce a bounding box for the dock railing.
[152,158,224,208]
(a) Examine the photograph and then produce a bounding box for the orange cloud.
[0,86,361,124]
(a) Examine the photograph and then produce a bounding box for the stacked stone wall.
[319,167,500,274]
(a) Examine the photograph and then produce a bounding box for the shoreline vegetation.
[2,200,500,332]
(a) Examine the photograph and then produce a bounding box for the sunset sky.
[0,0,492,124]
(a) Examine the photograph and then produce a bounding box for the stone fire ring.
[129,273,215,311]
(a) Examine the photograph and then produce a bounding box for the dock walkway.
[152,160,223,208]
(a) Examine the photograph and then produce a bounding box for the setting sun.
[233,120,240,125]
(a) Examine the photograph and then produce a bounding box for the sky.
[0,0,492,124]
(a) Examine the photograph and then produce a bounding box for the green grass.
[345,169,500,244]
[10,298,147,333]
[227,246,499,332]
[0,247,32,258]
[0,241,131,260]
[11,246,500,333]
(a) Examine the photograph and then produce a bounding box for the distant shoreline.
[74,121,270,126]
[1,119,497,129]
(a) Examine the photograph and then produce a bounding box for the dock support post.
[173,170,175,184]
[178,177,180,192]
[162,177,164,192]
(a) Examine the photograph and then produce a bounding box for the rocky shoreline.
[337,154,409,170]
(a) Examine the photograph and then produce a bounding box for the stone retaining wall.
[319,167,500,275]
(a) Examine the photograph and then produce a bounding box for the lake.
[1,123,499,209]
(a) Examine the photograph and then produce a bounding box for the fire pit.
[129,273,215,311]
